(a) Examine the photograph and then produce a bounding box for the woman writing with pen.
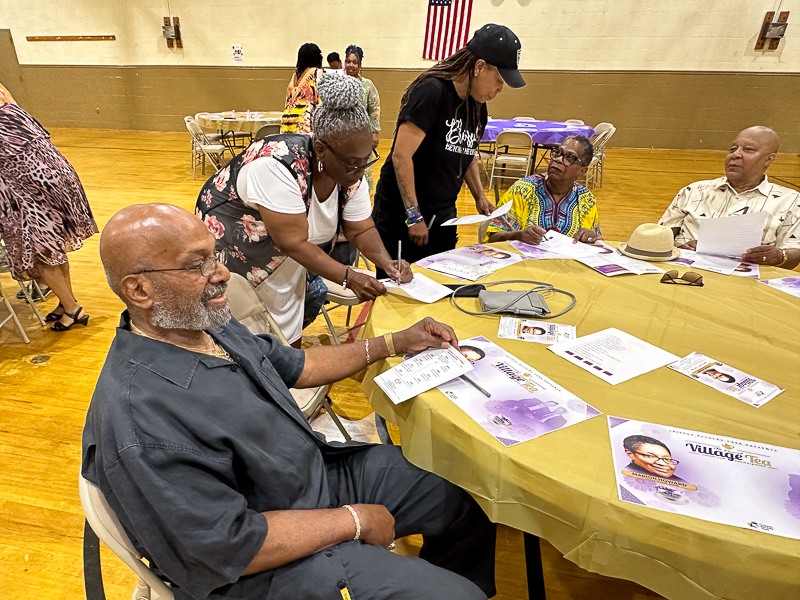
[371,24,526,278]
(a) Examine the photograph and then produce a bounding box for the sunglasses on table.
[660,270,704,287]
[323,143,381,175]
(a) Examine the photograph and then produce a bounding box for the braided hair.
[313,72,371,143]
[345,44,364,67]
[399,47,484,142]
[295,43,323,79]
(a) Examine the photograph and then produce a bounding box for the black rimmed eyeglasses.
[550,146,588,167]
[133,254,220,278]
[323,143,381,176]
[635,451,680,466]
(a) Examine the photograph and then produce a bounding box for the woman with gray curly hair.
[195,72,411,344]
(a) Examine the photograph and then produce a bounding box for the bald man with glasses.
[486,134,601,245]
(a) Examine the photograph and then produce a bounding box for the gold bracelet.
[383,332,396,357]
[365,339,371,367]
[777,248,788,267]
[342,504,361,540]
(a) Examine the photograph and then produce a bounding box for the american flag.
[423,0,474,61]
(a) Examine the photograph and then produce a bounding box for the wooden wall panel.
[17,65,800,152]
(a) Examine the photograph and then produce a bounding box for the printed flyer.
[608,416,800,540]
[416,244,525,281]
[374,346,473,405]
[497,316,576,345]
[437,336,601,447]
[668,352,783,408]
[508,240,567,261]
[758,276,800,299]
[730,263,760,278]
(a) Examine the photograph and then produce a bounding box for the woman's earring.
[318,160,323,172]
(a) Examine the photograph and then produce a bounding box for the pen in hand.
[395,240,403,283]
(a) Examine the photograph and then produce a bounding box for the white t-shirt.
[237,157,372,342]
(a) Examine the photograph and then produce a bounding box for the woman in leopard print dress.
[0,97,98,331]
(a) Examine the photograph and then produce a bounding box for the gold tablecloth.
[195,111,282,134]
[362,243,800,600]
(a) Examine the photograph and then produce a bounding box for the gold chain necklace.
[129,321,233,362]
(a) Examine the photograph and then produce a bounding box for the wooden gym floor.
[0,129,797,600]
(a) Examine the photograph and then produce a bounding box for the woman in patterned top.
[343,44,381,198]
[0,89,98,331]
[486,135,601,245]
[281,43,324,134]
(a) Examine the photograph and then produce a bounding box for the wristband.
[342,504,361,540]
[405,214,424,228]
[405,206,421,220]
[384,332,396,357]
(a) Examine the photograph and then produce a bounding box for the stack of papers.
[665,249,742,276]
[538,232,664,276]
[416,244,524,281]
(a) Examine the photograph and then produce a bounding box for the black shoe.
[50,306,89,331]
[16,284,52,302]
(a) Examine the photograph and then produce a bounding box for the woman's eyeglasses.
[660,270,703,287]
[323,143,381,176]
[550,146,587,167]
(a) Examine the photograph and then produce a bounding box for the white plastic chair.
[225,273,351,439]
[489,131,534,190]
[184,116,227,179]
[79,475,174,600]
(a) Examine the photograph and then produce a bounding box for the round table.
[482,119,595,144]
[195,111,283,135]
[362,244,800,600]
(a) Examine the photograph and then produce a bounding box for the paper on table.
[374,346,473,405]
[497,316,576,344]
[668,352,783,408]
[508,240,567,260]
[578,245,666,277]
[608,416,800,540]
[437,336,601,447]
[548,328,679,385]
[416,244,524,281]
[380,272,452,303]
[664,249,741,275]
[696,212,767,258]
[440,201,512,226]
[537,231,603,260]
[758,276,800,299]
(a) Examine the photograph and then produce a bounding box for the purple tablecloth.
[482,119,595,144]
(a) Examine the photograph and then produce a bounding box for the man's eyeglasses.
[660,270,704,287]
[134,254,220,278]
[635,451,680,466]
[550,146,587,167]
[323,143,381,176]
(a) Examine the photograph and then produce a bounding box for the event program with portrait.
[609,416,800,540]
[437,336,601,447]
[416,244,525,281]
[497,316,576,345]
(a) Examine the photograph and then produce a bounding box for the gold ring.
[388,542,396,551]
[763,256,766,262]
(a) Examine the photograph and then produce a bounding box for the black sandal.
[44,303,65,322]
[50,307,89,331]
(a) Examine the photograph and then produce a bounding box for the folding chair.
[564,119,585,125]
[255,124,281,140]
[585,123,616,189]
[0,240,45,332]
[0,279,32,343]
[194,113,250,152]
[488,131,534,190]
[225,273,351,441]
[79,474,175,600]
[184,116,227,179]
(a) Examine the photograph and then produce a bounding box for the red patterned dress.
[0,102,98,280]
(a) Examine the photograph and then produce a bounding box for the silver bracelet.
[365,339,371,367]
[343,504,361,540]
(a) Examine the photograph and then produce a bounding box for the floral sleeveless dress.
[195,133,359,287]
[0,102,98,280]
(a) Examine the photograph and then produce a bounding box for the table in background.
[362,245,800,600]
[196,111,283,150]
[482,119,595,145]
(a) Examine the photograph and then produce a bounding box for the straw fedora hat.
[618,223,681,262]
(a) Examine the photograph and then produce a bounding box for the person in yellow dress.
[486,135,600,245]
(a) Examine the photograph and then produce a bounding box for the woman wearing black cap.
[372,24,525,276]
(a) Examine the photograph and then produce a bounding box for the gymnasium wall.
[2,0,799,150]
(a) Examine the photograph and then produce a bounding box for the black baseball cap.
[466,24,526,88]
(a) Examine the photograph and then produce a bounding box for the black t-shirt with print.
[373,77,487,220]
